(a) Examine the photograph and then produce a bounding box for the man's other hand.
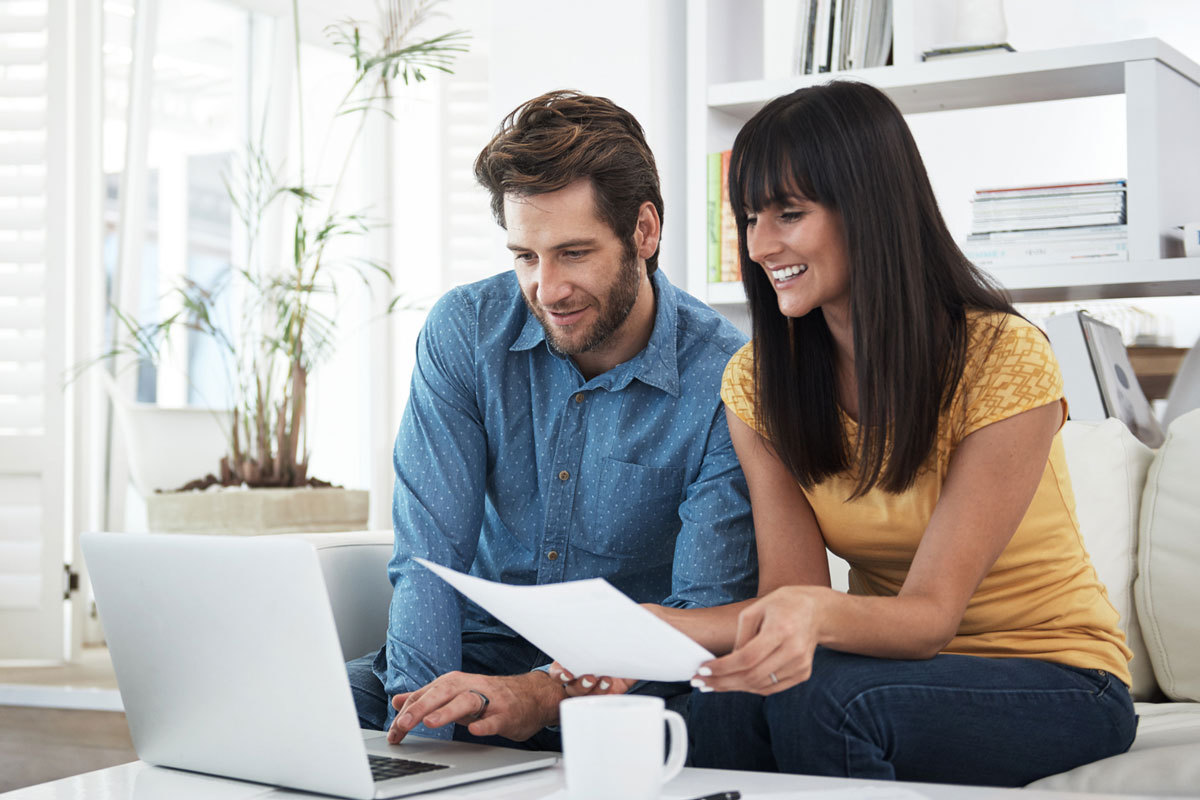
[387,670,566,744]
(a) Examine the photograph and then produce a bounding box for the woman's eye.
[780,211,805,222]
[745,215,758,227]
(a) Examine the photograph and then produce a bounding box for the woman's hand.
[692,585,825,695]
[548,661,636,698]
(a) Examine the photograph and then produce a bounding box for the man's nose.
[535,261,571,307]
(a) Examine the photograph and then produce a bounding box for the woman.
[558,81,1135,786]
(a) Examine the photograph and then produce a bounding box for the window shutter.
[0,0,68,661]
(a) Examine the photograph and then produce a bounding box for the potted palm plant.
[100,0,467,534]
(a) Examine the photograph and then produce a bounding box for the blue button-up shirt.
[379,269,756,733]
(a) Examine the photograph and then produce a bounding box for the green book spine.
[707,152,721,284]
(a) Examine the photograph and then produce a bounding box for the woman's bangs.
[733,120,817,217]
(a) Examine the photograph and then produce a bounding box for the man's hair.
[473,90,664,274]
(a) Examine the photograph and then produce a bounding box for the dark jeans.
[347,631,690,753]
[689,647,1136,787]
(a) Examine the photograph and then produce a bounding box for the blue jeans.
[689,647,1136,787]
[346,632,690,752]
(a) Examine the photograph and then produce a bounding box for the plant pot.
[145,487,369,535]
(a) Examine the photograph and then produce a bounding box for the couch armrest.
[285,530,393,661]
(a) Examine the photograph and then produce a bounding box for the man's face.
[505,179,644,359]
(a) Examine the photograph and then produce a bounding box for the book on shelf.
[1044,311,1164,447]
[973,179,1127,200]
[921,43,1015,61]
[718,150,740,282]
[706,150,740,285]
[797,0,818,74]
[965,239,1128,267]
[706,152,721,284]
[970,212,1126,235]
[972,194,1126,218]
[967,224,1128,244]
[812,0,833,74]
[792,0,892,75]
[968,178,1127,236]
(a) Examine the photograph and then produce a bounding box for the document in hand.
[414,558,715,682]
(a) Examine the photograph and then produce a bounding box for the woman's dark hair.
[731,80,1015,498]
[474,89,664,274]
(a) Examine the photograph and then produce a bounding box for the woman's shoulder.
[963,310,1053,366]
[721,341,755,395]
[956,309,1063,429]
[965,308,1042,340]
[720,342,758,426]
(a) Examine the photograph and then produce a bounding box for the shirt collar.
[509,270,681,397]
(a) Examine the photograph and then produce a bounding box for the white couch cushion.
[284,530,393,661]
[1025,701,1200,794]
[1137,409,1200,702]
[1061,419,1158,700]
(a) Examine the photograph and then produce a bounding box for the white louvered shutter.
[0,0,69,662]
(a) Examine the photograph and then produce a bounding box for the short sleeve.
[721,343,761,432]
[962,314,1066,438]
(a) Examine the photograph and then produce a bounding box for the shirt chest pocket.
[578,457,685,558]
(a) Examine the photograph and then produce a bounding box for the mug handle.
[661,709,688,785]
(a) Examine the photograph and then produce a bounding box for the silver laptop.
[82,531,557,799]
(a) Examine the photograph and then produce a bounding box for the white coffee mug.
[560,695,687,800]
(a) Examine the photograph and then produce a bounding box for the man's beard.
[526,249,642,356]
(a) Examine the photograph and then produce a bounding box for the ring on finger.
[769,672,779,685]
[467,689,490,720]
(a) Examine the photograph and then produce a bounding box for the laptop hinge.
[63,565,80,600]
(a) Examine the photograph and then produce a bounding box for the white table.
[1,761,1157,800]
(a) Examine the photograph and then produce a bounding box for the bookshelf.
[686,4,1200,307]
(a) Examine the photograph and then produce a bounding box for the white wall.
[486,0,689,287]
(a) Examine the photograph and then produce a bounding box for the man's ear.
[632,201,661,261]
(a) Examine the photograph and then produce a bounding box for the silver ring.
[769,672,779,685]
[467,689,490,719]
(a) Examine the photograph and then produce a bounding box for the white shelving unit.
[687,3,1200,305]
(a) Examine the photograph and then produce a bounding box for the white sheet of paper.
[414,558,715,682]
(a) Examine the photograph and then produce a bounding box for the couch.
[302,409,1200,796]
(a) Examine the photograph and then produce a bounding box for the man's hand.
[387,670,566,744]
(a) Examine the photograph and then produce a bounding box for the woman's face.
[744,195,851,322]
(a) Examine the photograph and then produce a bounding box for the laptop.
[82,531,558,799]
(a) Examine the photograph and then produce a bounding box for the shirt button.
[558,470,570,481]
[547,550,559,561]
[574,393,584,404]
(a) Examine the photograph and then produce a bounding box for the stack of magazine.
[792,0,893,75]
[962,179,1129,268]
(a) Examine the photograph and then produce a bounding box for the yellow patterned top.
[721,311,1132,684]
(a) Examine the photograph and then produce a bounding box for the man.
[347,90,755,750]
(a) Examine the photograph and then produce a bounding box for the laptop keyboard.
[368,754,451,781]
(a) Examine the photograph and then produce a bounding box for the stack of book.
[792,0,893,75]
[707,149,740,284]
[962,179,1129,268]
